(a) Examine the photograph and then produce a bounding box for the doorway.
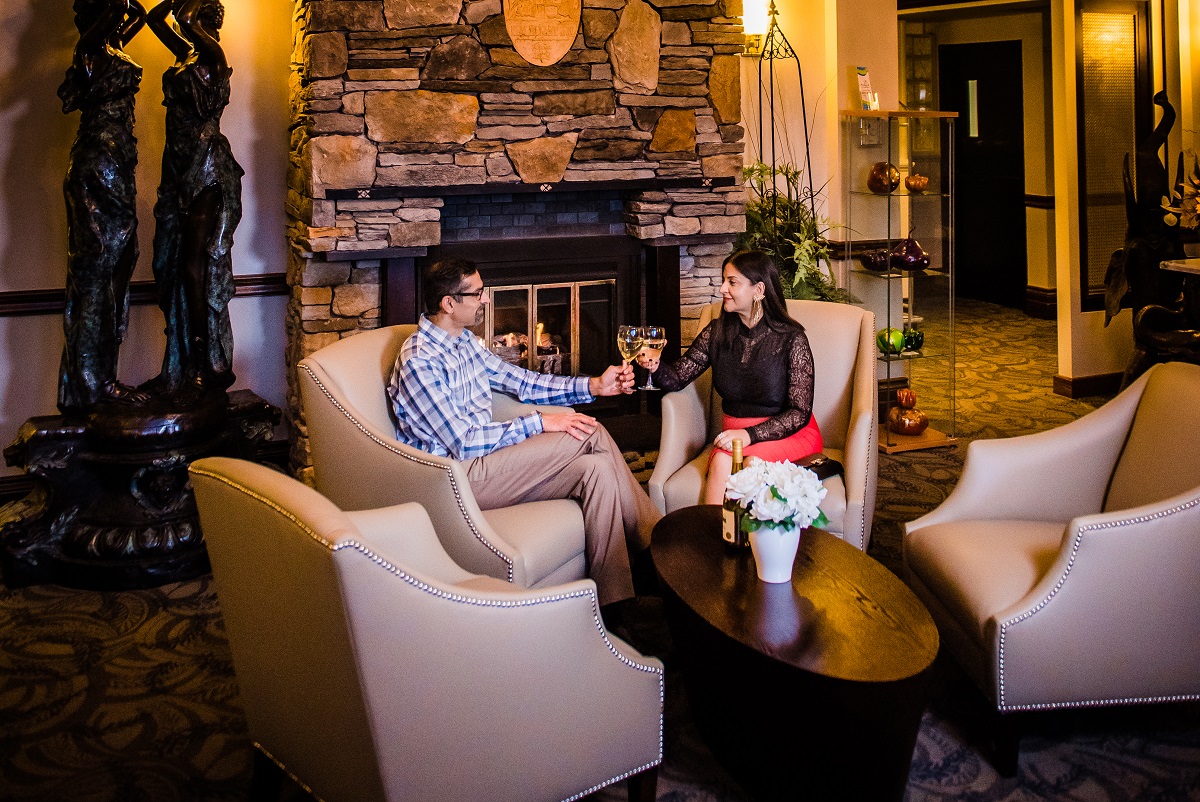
[939,40,1027,308]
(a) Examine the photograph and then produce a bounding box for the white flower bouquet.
[725,458,828,533]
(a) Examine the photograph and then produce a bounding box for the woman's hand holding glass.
[635,347,660,372]
[635,325,667,390]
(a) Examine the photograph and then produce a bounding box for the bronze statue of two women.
[58,0,146,412]
[59,0,241,414]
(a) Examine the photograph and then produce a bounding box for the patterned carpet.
[1,299,1198,801]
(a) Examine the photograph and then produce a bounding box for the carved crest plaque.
[504,0,582,67]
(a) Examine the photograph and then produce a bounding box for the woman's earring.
[750,295,764,327]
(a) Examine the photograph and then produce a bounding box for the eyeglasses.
[450,288,487,301]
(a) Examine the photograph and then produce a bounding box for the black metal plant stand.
[755,1,818,230]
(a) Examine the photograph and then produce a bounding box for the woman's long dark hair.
[715,250,803,350]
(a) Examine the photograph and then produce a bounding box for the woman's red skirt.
[710,413,823,466]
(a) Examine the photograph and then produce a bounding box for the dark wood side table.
[651,505,939,801]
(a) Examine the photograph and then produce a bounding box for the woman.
[57,0,148,413]
[638,250,822,503]
[144,0,242,402]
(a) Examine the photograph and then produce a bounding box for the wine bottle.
[721,439,749,548]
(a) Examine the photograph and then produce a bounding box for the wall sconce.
[743,0,769,56]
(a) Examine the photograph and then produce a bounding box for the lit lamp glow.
[743,0,769,56]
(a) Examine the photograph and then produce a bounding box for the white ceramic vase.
[748,525,802,583]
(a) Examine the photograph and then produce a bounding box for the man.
[387,258,661,618]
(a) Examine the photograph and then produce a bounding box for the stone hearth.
[285,0,749,474]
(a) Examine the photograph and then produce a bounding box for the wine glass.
[616,325,645,369]
[637,326,667,390]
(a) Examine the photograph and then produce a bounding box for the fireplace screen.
[471,280,616,376]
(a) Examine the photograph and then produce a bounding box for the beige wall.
[740,0,899,248]
[1182,0,1200,159]
[1051,0,1133,379]
[832,0,900,229]
[0,0,293,477]
[740,0,841,211]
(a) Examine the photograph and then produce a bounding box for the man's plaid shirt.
[387,316,592,459]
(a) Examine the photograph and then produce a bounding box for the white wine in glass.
[637,326,667,390]
[617,325,645,365]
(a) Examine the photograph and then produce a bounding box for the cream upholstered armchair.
[904,361,1200,772]
[189,456,663,802]
[298,325,587,589]
[647,299,878,550]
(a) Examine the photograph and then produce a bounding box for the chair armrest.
[839,325,878,550]
[333,552,665,800]
[300,363,524,583]
[840,406,877,551]
[491,391,572,422]
[905,380,1145,534]
[345,502,480,585]
[986,486,1200,710]
[648,383,710,513]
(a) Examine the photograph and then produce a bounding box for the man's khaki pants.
[466,425,661,606]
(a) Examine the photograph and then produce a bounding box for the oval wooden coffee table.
[651,505,939,801]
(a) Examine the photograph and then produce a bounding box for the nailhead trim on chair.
[192,466,340,549]
[339,539,666,676]
[996,495,1200,712]
[195,466,666,802]
[254,742,328,802]
[562,759,665,802]
[854,337,878,552]
[299,364,515,582]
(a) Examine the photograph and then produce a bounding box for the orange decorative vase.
[887,387,929,436]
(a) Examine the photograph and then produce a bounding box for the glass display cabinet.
[841,109,958,453]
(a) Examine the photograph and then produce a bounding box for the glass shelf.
[846,189,951,199]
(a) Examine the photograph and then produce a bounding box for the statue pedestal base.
[0,390,280,590]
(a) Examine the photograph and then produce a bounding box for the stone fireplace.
[285,0,749,473]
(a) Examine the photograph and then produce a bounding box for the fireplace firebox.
[481,280,616,377]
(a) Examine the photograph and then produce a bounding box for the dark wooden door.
[939,41,1028,308]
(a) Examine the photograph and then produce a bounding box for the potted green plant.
[735,161,853,303]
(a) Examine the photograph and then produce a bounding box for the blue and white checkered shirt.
[387,316,593,459]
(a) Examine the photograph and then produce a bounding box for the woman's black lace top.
[654,317,816,444]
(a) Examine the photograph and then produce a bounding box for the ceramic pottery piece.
[877,327,905,355]
[748,525,802,583]
[889,238,931,271]
[887,405,930,435]
[887,388,929,435]
[903,327,924,351]
[905,173,929,193]
[859,249,890,272]
[867,162,901,194]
